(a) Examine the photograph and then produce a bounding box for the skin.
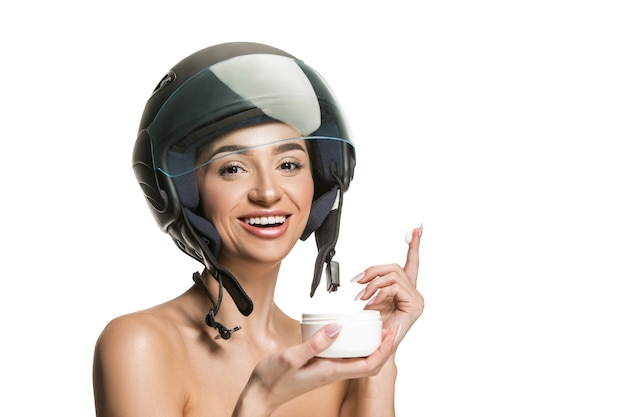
[92,122,424,417]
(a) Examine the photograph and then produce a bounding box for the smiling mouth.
[243,215,287,227]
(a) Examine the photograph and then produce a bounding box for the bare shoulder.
[93,309,189,417]
[96,309,180,349]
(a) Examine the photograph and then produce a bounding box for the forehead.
[198,122,305,156]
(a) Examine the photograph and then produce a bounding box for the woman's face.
[195,122,314,267]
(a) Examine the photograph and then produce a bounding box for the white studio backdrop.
[1,1,625,416]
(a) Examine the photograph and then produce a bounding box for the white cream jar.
[301,310,382,358]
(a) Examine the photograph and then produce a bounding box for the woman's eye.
[218,163,245,176]
[279,161,303,173]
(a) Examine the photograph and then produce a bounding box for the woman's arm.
[94,313,399,417]
[237,227,424,417]
[232,324,399,417]
[340,355,398,417]
[93,227,422,417]
[345,225,425,417]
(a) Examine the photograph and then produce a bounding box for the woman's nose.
[248,172,283,205]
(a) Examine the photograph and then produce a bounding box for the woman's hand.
[352,225,425,347]
[232,323,399,417]
[233,226,423,417]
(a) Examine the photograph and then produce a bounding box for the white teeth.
[245,216,286,226]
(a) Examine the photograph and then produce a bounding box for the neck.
[197,260,291,341]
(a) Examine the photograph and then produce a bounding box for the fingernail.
[406,224,424,243]
[324,322,343,339]
[354,288,366,301]
[365,296,376,306]
[350,272,365,282]
[393,324,403,346]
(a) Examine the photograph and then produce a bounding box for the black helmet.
[132,42,355,338]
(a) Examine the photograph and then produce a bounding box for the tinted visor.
[147,53,340,163]
[161,135,353,178]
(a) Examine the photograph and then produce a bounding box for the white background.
[2,1,625,415]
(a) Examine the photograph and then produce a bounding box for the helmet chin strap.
[310,182,345,297]
[192,271,242,340]
[182,210,252,340]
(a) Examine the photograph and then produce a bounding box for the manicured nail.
[393,324,403,346]
[405,224,424,243]
[350,272,365,282]
[324,322,343,339]
[354,288,366,301]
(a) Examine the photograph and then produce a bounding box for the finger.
[353,327,398,374]
[318,327,398,379]
[353,264,401,284]
[294,323,342,363]
[357,273,410,301]
[403,224,422,284]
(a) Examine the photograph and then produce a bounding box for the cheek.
[197,182,235,223]
[297,175,315,209]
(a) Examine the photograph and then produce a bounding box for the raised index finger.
[403,224,423,284]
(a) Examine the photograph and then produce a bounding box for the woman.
[93,41,424,417]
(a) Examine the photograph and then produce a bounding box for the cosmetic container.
[301,310,382,358]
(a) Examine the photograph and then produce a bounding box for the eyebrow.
[205,141,307,161]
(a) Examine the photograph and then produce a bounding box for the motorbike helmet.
[132,42,355,339]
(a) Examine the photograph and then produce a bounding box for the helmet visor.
[161,135,353,178]
[148,53,337,153]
